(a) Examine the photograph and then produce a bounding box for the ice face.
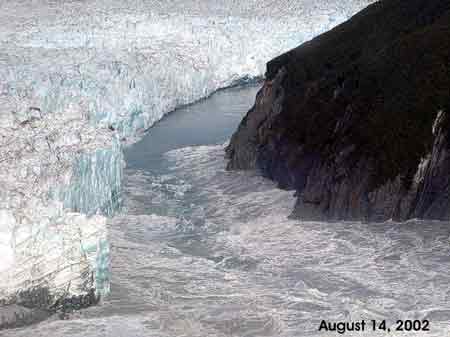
[0,96,116,299]
[0,210,15,298]
[0,0,374,305]
[53,138,124,217]
[10,206,110,297]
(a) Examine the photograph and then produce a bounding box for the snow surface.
[0,0,373,302]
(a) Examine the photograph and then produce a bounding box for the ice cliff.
[0,0,374,326]
[0,99,114,327]
[227,0,450,221]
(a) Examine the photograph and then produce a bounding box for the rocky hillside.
[226,0,450,221]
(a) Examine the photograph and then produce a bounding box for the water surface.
[6,85,450,337]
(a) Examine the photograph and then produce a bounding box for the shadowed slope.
[227,0,450,221]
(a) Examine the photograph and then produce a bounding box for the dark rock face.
[0,287,100,330]
[227,0,450,221]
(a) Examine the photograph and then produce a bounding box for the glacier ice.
[0,0,374,139]
[52,138,124,217]
[0,98,117,300]
[0,0,374,308]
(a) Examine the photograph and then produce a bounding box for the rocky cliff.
[226,0,450,221]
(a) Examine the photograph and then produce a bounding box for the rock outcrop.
[227,0,450,221]
[0,287,100,329]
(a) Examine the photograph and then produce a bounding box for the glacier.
[0,0,374,319]
[0,0,374,139]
